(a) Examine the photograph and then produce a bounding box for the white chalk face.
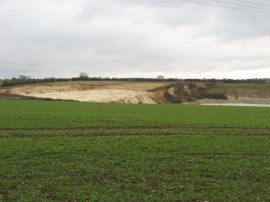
[0,0,270,79]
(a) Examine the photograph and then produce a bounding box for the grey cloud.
[0,0,270,79]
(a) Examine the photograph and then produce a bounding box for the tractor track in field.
[0,126,270,131]
[1,133,270,139]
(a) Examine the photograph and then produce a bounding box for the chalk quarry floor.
[196,98,270,107]
[1,81,167,104]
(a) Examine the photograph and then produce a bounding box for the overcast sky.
[1,0,270,79]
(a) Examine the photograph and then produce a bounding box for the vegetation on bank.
[164,82,228,103]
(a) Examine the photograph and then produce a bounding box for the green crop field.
[0,99,270,201]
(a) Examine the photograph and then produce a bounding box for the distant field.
[0,100,270,201]
[206,83,270,98]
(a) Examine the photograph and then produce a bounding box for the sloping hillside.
[0,81,269,104]
[161,82,270,104]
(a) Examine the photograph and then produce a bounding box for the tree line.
[0,73,269,87]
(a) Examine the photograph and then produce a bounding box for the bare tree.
[19,75,31,80]
[79,72,89,79]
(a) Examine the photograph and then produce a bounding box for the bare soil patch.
[0,81,169,104]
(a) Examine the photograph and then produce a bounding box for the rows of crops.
[1,100,269,137]
[0,99,270,201]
